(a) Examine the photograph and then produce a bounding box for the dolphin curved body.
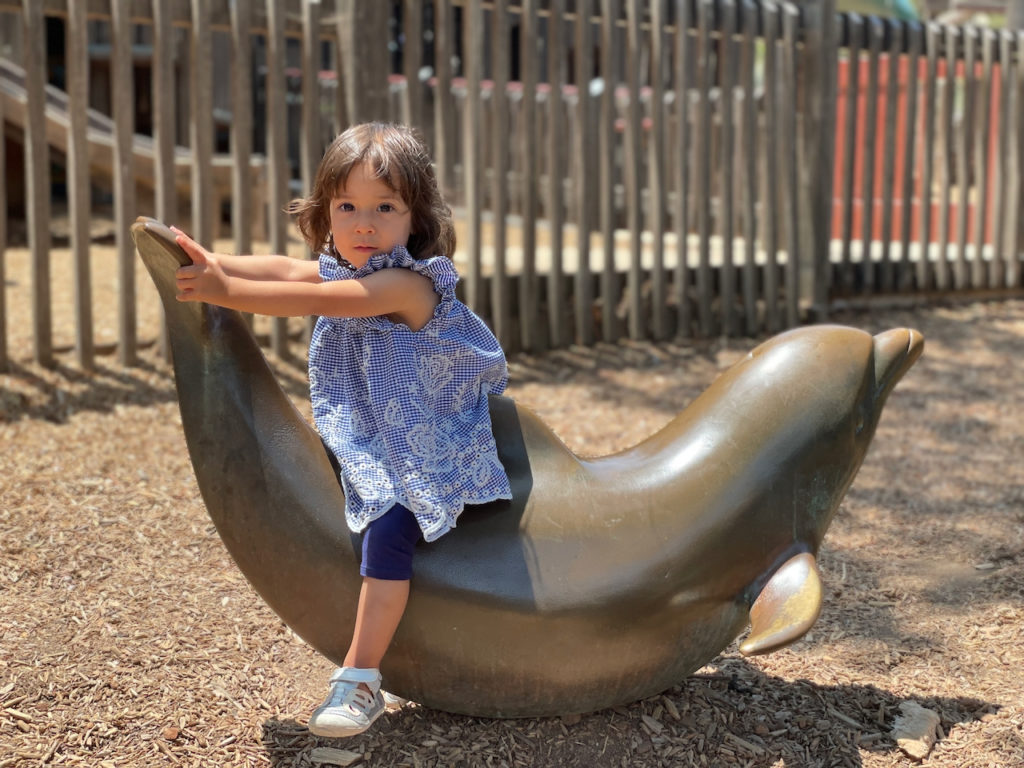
[131,217,923,718]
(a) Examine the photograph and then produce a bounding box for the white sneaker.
[308,667,386,738]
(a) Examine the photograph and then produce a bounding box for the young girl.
[173,122,512,737]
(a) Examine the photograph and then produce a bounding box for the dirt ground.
[1,269,1022,766]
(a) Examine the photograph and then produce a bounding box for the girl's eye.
[338,202,354,212]
[378,203,395,213]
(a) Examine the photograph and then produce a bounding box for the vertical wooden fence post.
[599,0,620,343]
[954,27,976,289]
[337,3,354,134]
[936,26,959,291]
[860,16,882,295]
[111,0,137,365]
[796,0,837,319]
[992,30,1014,287]
[519,0,541,351]
[878,20,901,293]
[839,14,862,295]
[153,0,178,230]
[739,0,759,334]
[694,0,713,335]
[718,0,737,336]
[761,0,781,332]
[547,0,568,347]
[574,0,595,345]
[649,0,669,340]
[781,3,801,328]
[67,0,93,369]
[918,23,940,292]
[624,0,645,339]
[190,0,214,248]
[266,0,290,355]
[898,22,922,291]
[491,0,511,348]
[338,0,390,123]
[462,0,484,313]
[973,28,996,289]
[23,0,52,367]
[432,0,455,198]
[301,0,322,193]
[673,0,693,338]
[402,0,423,128]
[153,0,177,359]
[301,0,322,342]
[230,0,254,259]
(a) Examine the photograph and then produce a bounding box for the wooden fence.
[0,0,1022,371]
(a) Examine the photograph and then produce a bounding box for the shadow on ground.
[0,347,312,423]
[259,661,996,768]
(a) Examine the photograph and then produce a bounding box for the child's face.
[329,162,412,267]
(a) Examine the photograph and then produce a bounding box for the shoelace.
[325,679,359,708]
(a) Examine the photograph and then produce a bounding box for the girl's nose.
[354,216,375,234]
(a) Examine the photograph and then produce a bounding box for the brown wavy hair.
[288,122,455,260]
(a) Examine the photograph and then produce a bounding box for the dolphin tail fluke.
[739,552,823,656]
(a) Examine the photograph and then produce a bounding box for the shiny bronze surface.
[132,217,923,718]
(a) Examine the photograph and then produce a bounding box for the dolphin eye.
[855,412,865,435]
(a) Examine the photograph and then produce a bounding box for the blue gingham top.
[308,245,512,542]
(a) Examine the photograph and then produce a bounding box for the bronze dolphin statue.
[131,216,923,718]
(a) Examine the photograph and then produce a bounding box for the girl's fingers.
[174,264,200,279]
[170,229,213,302]
[172,229,208,264]
[175,280,200,302]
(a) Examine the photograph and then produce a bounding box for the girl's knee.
[360,504,421,580]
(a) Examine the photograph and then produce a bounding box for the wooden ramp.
[0,56,264,239]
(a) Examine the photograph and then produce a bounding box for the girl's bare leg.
[343,577,410,685]
[308,577,409,735]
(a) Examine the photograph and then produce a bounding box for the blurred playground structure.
[0,0,1022,369]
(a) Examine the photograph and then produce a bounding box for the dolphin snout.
[873,328,925,397]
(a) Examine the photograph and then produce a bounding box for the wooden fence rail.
[0,0,1021,372]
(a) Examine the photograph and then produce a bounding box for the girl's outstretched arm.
[171,227,321,283]
[175,229,439,327]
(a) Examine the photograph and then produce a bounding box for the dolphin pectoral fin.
[739,552,823,656]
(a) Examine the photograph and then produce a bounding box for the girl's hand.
[173,227,230,303]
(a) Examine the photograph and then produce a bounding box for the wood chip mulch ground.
[2,294,1022,767]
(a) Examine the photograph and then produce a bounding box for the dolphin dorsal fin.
[739,552,823,656]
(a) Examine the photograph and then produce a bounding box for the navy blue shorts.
[360,503,422,581]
